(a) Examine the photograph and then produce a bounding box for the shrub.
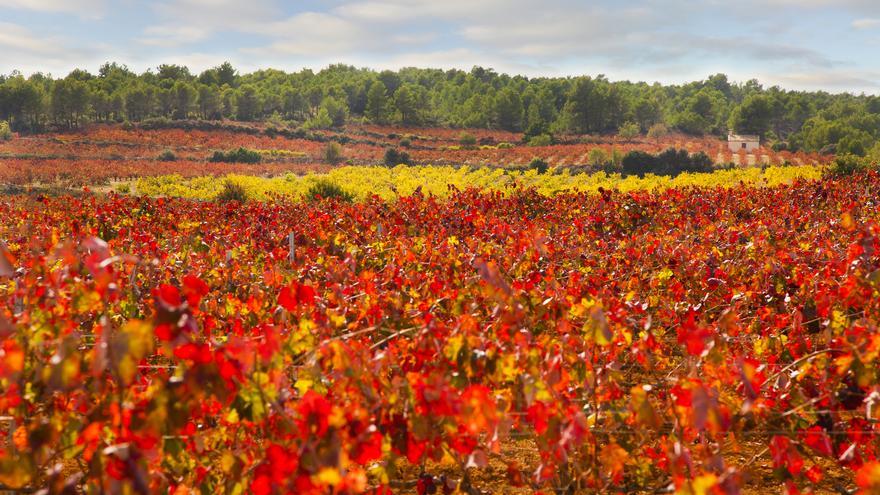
[303,108,333,130]
[646,123,669,139]
[623,148,714,177]
[527,134,553,147]
[610,147,624,168]
[588,148,609,167]
[618,121,641,141]
[622,151,657,177]
[0,121,12,141]
[497,142,515,149]
[458,132,477,147]
[579,135,602,145]
[771,141,789,152]
[266,111,286,129]
[115,183,131,194]
[323,142,344,164]
[819,144,837,155]
[141,116,173,130]
[158,149,177,162]
[215,181,248,202]
[399,137,412,148]
[826,154,871,177]
[306,180,354,202]
[384,148,411,166]
[210,147,262,164]
[529,158,549,174]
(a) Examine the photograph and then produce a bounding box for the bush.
[323,142,344,164]
[771,141,789,152]
[266,111,286,129]
[399,137,412,148]
[622,148,713,177]
[303,108,333,130]
[618,121,641,141]
[458,132,477,147]
[497,142,514,149]
[826,154,871,177]
[588,148,609,167]
[306,180,354,202]
[158,149,177,162]
[0,121,12,141]
[622,151,657,177]
[610,147,624,168]
[210,147,262,164]
[215,181,248,202]
[529,158,549,175]
[384,148,411,166]
[527,134,553,147]
[646,123,669,139]
[141,116,173,129]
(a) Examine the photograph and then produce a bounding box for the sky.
[2,0,880,93]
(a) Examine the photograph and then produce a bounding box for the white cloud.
[0,22,101,75]
[140,0,277,47]
[0,22,78,57]
[853,18,880,29]
[767,69,880,91]
[0,0,105,17]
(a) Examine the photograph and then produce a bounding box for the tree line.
[2,62,880,156]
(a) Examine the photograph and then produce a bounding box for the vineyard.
[1,152,880,494]
[1,122,877,495]
[0,124,833,188]
[133,164,822,202]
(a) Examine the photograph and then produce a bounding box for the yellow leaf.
[295,378,314,395]
[584,305,612,347]
[657,268,673,282]
[220,452,236,473]
[691,474,719,495]
[599,443,628,478]
[841,211,855,230]
[314,467,342,486]
[225,409,239,424]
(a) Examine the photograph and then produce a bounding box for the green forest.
[2,62,880,156]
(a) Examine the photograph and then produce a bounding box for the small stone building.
[728,134,760,152]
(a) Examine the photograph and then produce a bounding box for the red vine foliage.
[1,173,879,493]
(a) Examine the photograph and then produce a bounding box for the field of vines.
[134,164,822,202]
[2,163,880,494]
[0,124,833,188]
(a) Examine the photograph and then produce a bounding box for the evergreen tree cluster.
[2,62,880,155]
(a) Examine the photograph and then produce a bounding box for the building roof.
[728,134,760,142]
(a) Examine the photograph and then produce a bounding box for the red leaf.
[279,282,317,310]
[857,462,880,490]
[250,474,272,495]
[352,430,383,464]
[173,343,212,364]
[154,323,175,342]
[801,426,834,457]
[296,391,332,437]
[805,464,823,483]
[182,274,210,306]
[0,243,14,278]
[527,401,550,435]
[769,435,804,475]
[155,284,182,308]
[406,434,427,464]
[676,312,712,356]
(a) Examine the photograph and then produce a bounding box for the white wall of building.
[728,139,760,153]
